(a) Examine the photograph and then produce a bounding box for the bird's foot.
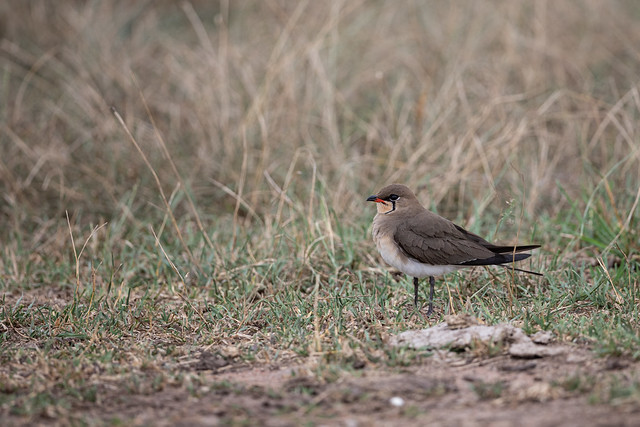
[425,303,434,317]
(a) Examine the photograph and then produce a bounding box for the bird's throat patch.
[377,201,396,214]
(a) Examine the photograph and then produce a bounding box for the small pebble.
[390,396,404,407]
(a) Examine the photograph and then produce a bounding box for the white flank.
[375,235,461,278]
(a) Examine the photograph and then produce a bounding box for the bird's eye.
[388,194,399,201]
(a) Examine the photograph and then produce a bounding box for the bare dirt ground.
[9,343,636,426]
[2,290,639,426]
[178,349,640,426]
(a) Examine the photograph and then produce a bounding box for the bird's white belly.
[376,235,459,278]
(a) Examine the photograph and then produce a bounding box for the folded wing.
[394,210,539,266]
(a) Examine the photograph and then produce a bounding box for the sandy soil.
[61,345,640,426]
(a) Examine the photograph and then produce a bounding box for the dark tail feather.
[502,265,543,276]
[487,244,541,254]
[460,252,532,266]
[459,250,542,276]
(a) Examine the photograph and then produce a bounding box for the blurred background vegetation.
[1,0,639,286]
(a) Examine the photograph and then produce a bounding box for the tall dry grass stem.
[111,105,203,275]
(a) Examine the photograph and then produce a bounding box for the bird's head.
[366,184,419,215]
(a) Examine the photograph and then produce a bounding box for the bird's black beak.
[367,195,386,203]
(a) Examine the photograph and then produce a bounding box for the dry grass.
[1,0,640,424]
[3,1,639,226]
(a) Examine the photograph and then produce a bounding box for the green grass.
[1,184,638,418]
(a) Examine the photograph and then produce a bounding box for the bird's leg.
[413,277,419,308]
[426,276,435,316]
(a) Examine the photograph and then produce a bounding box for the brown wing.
[452,224,540,254]
[393,210,496,265]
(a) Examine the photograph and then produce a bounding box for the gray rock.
[391,318,565,358]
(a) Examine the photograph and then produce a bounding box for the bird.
[366,184,541,315]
